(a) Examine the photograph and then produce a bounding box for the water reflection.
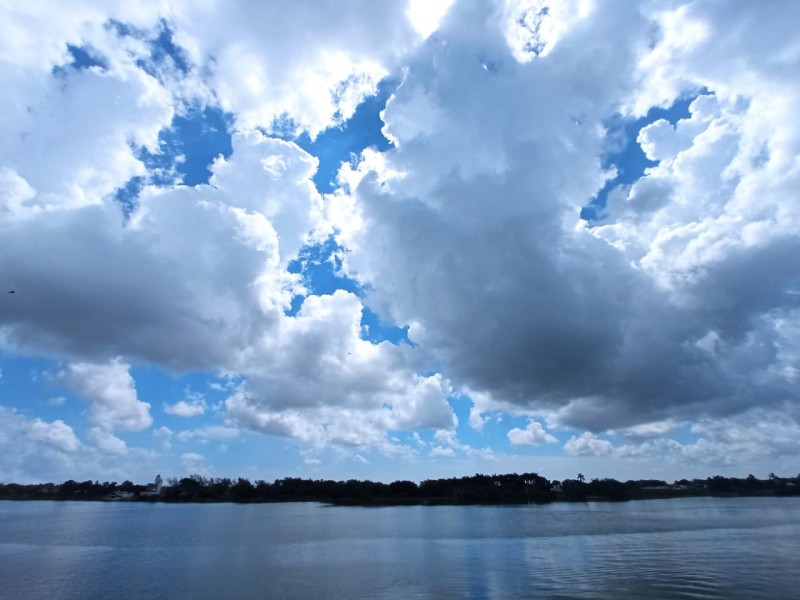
[1,497,799,599]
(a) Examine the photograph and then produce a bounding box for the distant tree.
[577,473,585,483]
[209,477,232,498]
[230,478,255,500]
[561,479,588,501]
[706,475,732,493]
[388,480,418,497]
[588,478,628,501]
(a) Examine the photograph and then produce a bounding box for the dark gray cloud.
[338,0,800,433]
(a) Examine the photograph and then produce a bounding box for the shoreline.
[2,472,798,506]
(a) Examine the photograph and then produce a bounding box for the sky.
[1,0,799,485]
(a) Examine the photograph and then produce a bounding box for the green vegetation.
[1,472,799,504]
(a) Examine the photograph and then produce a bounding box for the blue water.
[1,497,798,599]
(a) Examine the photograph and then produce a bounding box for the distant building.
[141,474,163,497]
[107,491,134,500]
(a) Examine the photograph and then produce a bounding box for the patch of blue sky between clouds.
[65,44,107,70]
[287,238,410,345]
[127,365,238,453]
[580,90,709,223]
[130,365,233,406]
[150,105,233,187]
[293,78,396,194]
[114,105,233,214]
[360,308,411,346]
[124,376,306,481]
[450,395,564,457]
[112,63,405,345]
[284,78,410,345]
[58,25,231,214]
[0,354,72,419]
[51,44,107,80]
[452,395,509,451]
[0,354,239,447]
[107,19,190,78]
[665,424,701,445]
[59,20,191,82]
[130,24,232,184]
[145,21,190,74]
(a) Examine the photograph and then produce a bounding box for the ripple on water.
[1,498,800,599]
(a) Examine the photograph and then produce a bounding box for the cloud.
[1,1,420,137]
[180,452,208,475]
[564,432,614,457]
[636,95,720,163]
[65,360,152,432]
[561,408,800,474]
[2,0,800,479]
[0,407,80,481]
[167,0,419,135]
[679,410,800,468]
[618,419,678,440]
[0,6,455,459]
[224,289,456,448]
[87,427,128,456]
[331,0,800,440]
[164,393,207,417]
[153,426,173,449]
[0,132,310,371]
[430,445,455,457]
[430,429,461,457]
[428,428,494,461]
[0,57,172,221]
[24,413,81,454]
[0,405,163,483]
[164,400,205,418]
[176,425,239,442]
[337,0,658,429]
[407,0,455,39]
[0,2,163,71]
[507,421,557,446]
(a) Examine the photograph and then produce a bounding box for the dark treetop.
[1,472,799,504]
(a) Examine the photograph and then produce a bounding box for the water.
[1,497,798,599]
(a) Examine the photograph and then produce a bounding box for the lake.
[1,496,798,599]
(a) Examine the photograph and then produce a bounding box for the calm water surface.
[1,497,798,599]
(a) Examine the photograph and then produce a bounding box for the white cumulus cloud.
[65,360,152,432]
[507,421,557,446]
[164,393,207,418]
[564,432,615,457]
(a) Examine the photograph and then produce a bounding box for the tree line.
[1,472,799,504]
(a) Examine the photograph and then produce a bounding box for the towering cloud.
[335,0,800,437]
[1,1,798,481]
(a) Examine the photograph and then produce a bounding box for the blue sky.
[1,1,798,485]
